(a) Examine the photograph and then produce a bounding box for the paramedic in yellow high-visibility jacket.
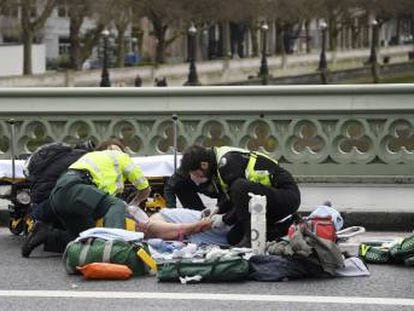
[21,148,150,257]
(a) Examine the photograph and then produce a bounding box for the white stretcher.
[0,154,182,180]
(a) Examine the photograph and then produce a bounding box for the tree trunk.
[69,16,83,70]
[304,20,311,53]
[153,20,167,64]
[116,25,127,68]
[79,24,105,66]
[280,25,287,68]
[275,22,283,54]
[351,23,359,49]
[223,22,231,58]
[396,18,401,45]
[21,0,56,74]
[249,22,259,57]
[21,3,33,75]
[328,18,338,51]
[22,31,33,75]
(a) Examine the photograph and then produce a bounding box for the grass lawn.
[339,71,414,84]
[380,74,414,83]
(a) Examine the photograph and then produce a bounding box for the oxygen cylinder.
[249,193,267,255]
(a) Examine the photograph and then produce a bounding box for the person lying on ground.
[135,209,213,241]
[133,207,230,246]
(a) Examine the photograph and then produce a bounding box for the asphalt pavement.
[0,227,413,311]
[0,184,413,311]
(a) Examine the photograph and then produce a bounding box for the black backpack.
[25,143,92,204]
[25,143,73,179]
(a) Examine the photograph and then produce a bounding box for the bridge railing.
[0,85,412,183]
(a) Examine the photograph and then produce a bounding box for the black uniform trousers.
[225,178,301,245]
[43,170,126,253]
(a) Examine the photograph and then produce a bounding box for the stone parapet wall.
[0,85,412,182]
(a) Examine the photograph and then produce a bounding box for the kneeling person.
[22,146,150,257]
[180,145,301,247]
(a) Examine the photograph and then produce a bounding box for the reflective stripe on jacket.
[69,150,149,195]
[214,146,278,191]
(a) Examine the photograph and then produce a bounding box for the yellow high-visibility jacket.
[70,150,149,195]
[214,146,278,192]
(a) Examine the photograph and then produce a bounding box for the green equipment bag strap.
[63,240,76,274]
[175,261,182,278]
[78,238,93,266]
[209,259,219,280]
[102,240,114,262]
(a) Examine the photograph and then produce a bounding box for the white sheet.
[0,154,182,179]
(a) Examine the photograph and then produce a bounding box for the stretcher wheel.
[24,216,34,235]
[9,217,24,235]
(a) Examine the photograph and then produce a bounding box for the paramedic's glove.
[200,206,219,219]
[211,214,226,229]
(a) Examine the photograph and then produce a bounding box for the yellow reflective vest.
[69,150,149,195]
[214,146,278,192]
[96,217,137,231]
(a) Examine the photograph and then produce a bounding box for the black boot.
[234,220,251,248]
[21,221,50,258]
[234,233,251,248]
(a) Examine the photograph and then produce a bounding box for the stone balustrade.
[0,85,412,182]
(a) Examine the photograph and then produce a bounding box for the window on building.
[2,35,19,43]
[1,5,18,17]
[30,6,37,18]
[56,0,68,17]
[59,37,71,55]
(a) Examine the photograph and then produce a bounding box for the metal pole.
[184,25,201,86]
[172,114,178,173]
[319,22,328,84]
[100,30,111,87]
[6,119,16,180]
[369,25,378,64]
[259,23,269,85]
[368,20,380,83]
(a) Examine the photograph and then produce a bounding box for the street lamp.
[318,20,328,84]
[100,29,111,87]
[368,19,380,83]
[259,22,269,85]
[184,24,201,86]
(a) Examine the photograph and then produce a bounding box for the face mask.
[190,173,208,186]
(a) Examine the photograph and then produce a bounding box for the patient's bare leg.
[137,213,211,240]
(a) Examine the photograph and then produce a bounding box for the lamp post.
[318,20,328,84]
[259,23,269,85]
[368,19,380,83]
[184,24,201,86]
[100,29,111,87]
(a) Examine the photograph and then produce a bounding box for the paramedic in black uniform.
[179,145,301,247]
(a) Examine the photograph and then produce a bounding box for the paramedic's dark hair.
[180,145,210,175]
[95,138,126,152]
[74,139,95,151]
